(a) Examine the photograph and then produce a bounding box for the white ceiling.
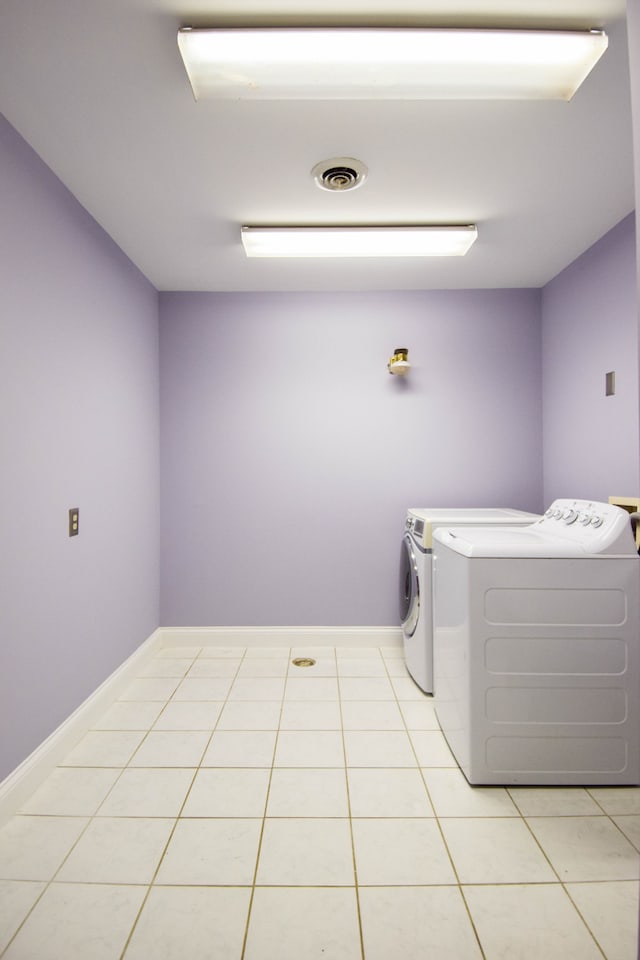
[0,0,633,291]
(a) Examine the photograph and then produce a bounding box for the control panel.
[534,499,638,555]
[405,516,425,537]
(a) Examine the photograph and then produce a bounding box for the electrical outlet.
[605,371,616,396]
[69,507,79,537]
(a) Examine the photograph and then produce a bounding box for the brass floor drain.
[291,657,316,668]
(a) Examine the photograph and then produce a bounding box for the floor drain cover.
[292,657,316,668]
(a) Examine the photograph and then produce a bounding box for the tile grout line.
[0,646,205,960]
[336,647,367,960]
[351,648,488,960]
[239,646,292,960]
[526,802,637,960]
[497,778,614,958]
[560,882,610,960]
[389,660,490,960]
[117,644,246,959]
[115,646,209,959]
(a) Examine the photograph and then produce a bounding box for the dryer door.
[399,535,420,636]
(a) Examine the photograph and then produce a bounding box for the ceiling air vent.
[312,157,368,192]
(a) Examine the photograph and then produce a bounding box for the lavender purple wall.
[0,114,160,781]
[159,289,543,626]
[626,1,640,510]
[541,213,639,503]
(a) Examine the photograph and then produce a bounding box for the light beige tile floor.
[0,643,639,959]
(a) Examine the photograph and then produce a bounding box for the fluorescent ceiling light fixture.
[240,225,478,258]
[177,27,607,101]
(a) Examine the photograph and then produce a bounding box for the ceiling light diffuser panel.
[177,27,607,101]
[240,226,478,258]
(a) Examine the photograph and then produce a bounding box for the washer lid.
[407,507,539,548]
[433,526,588,558]
[408,507,538,523]
[433,503,638,558]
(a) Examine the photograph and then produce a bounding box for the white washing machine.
[432,499,640,785]
[400,507,539,693]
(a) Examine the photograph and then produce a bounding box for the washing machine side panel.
[433,542,473,775]
[464,557,640,785]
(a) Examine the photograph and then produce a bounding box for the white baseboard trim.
[158,625,403,649]
[0,629,163,828]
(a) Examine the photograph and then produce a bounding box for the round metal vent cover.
[312,157,368,192]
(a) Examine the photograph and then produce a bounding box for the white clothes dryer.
[400,507,539,693]
[433,499,640,785]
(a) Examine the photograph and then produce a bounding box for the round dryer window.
[399,535,420,636]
